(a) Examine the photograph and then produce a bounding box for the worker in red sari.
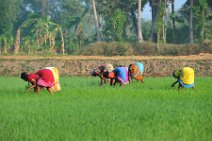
[21,68,57,94]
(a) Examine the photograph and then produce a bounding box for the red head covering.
[27,73,39,81]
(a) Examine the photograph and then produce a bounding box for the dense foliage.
[0,0,211,55]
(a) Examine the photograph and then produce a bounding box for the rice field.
[0,76,211,141]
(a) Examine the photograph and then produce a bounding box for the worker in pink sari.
[21,69,55,94]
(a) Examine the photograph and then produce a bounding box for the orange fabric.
[134,74,143,81]
[129,64,143,81]
[129,64,139,74]
[108,72,115,78]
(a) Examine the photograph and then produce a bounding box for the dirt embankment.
[0,54,212,77]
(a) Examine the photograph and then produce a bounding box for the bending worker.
[21,67,61,94]
[171,67,195,90]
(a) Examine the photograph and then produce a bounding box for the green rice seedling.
[0,77,211,141]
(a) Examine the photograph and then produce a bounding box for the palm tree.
[138,0,144,42]
[21,15,65,54]
[91,0,101,41]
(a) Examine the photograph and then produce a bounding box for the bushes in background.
[79,40,212,56]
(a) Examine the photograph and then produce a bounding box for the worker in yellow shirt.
[171,67,195,90]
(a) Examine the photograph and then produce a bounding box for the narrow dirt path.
[0,53,212,60]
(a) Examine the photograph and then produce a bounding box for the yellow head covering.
[104,64,114,72]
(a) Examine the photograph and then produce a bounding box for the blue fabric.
[135,62,144,73]
[114,67,128,83]
[178,79,194,88]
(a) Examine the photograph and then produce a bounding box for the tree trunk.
[76,24,84,49]
[3,37,7,54]
[189,0,194,44]
[49,32,56,54]
[41,0,47,17]
[200,1,206,43]
[59,27,65,55]
[171,0,176,42]
[14,28,21,54]
[149,0,159,42]
[91,0,101,41]
[157,32,160,49]
[150,0,167,45]
[200,11,204,43]
[131,8,138,35]
[138,0,144,43]
[26,40,31,54]
[159,0,167,44]
[0,39,1,54]
[51,36,56,54]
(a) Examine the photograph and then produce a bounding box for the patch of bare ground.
[0,53,212,60]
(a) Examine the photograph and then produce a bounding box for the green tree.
[21,14,65,54]
[149,0,159,42]
[109,9,127,41]
[193,0,208,42]
[179,0,210,43]
[95,0,148,41]
[0,0,22,53]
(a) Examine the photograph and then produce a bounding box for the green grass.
[0,77,212,141]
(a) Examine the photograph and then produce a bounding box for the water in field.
[0,77,211,141]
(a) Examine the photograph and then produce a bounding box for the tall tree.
[0,0,22,54]
[159,0,168,44]
[189,0,194,44]
[149,0,159,42]
[91,0,101,41]
[171,0,176,42]
[138,0,144,42]
[109,9,127,41]
[196,0,208,42]
[149,0,168,45]
[41,0,47,17]
[14,28,21,54]
[95,0,148,41]
[0,0,22,36]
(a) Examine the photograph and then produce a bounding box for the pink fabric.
[37,78,55,88]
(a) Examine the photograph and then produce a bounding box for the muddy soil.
[0,54,211,77]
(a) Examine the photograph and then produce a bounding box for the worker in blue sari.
[108,66,129,86]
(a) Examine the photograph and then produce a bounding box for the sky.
[142,0,187,20]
